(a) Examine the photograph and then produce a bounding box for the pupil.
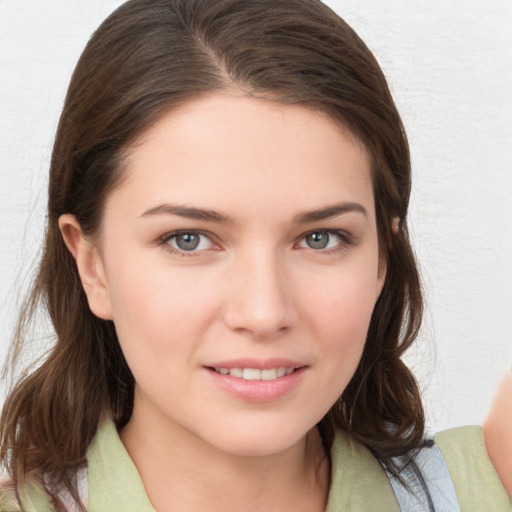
[307,232,329,249]
[176,233,200,251]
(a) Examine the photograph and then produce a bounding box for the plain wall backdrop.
[1,0,511,434]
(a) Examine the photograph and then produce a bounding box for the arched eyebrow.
[140,204,231,223]
[140,201,367,224]
[293,202,368,224]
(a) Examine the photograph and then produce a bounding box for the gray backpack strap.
[386,441,461,512]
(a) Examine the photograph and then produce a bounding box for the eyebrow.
[140,203,231,223]
[140,201,367,224]
[293,202,368,223]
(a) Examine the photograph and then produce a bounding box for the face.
[75,94,385,457]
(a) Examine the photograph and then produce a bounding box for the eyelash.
[295,230,353,254]
[158,229,353,256]
[158,230,217,257]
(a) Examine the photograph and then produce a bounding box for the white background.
[1,0,511,433]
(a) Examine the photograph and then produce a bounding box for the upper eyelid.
[159,229,215,242]
[296,228,351,241]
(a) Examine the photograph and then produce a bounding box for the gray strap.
[387,443,460,512]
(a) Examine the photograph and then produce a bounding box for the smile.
[213,367,296,380]
[206,363,307,401]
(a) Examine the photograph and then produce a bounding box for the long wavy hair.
[1,0,423,508]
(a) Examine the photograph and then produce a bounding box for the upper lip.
[205,358,306,370]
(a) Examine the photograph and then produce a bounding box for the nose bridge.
[224,245,296,338]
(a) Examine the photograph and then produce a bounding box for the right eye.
[161,231,215,254]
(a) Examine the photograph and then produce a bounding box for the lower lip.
[204,367,307,402]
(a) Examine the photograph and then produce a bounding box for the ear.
[391,216,400,235]
[58,214,113,320]
[376,257,387,297]
[376,217,399,297]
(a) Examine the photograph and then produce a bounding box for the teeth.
[215,366,296,380]
[243,368,261,380]
[261,368,277,380]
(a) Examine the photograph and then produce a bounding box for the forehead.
[110,94,374,224]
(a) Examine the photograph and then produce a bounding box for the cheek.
[104,260,221,355]
[297,264,379,388]
[301,267,379,336]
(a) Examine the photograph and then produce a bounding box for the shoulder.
[326,430,401,511]
[435,425,511,510]
[0,476,55,512]
[328,427,512,512]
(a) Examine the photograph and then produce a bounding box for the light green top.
[435,426,511,511]
[1,418,510,511]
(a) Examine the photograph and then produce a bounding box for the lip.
[206,358,305,370]
[204,359,307,402]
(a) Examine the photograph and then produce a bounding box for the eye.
[298,230,347,250]
[161,231,215,253]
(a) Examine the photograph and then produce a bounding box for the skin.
[484,373,512,495]
[60,93,386,512]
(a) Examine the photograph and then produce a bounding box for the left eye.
[298,230,345,250]
[164,232,214,252]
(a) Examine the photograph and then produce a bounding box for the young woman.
[0,1,510,510]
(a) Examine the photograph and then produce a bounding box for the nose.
[222,248,297,339]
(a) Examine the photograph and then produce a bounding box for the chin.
[200,421,313,458]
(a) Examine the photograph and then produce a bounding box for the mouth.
[204,361,307,401]
[209,366,299,381]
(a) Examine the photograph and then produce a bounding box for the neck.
[120,399,330,512]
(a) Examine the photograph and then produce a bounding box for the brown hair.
[1,0,423,508]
